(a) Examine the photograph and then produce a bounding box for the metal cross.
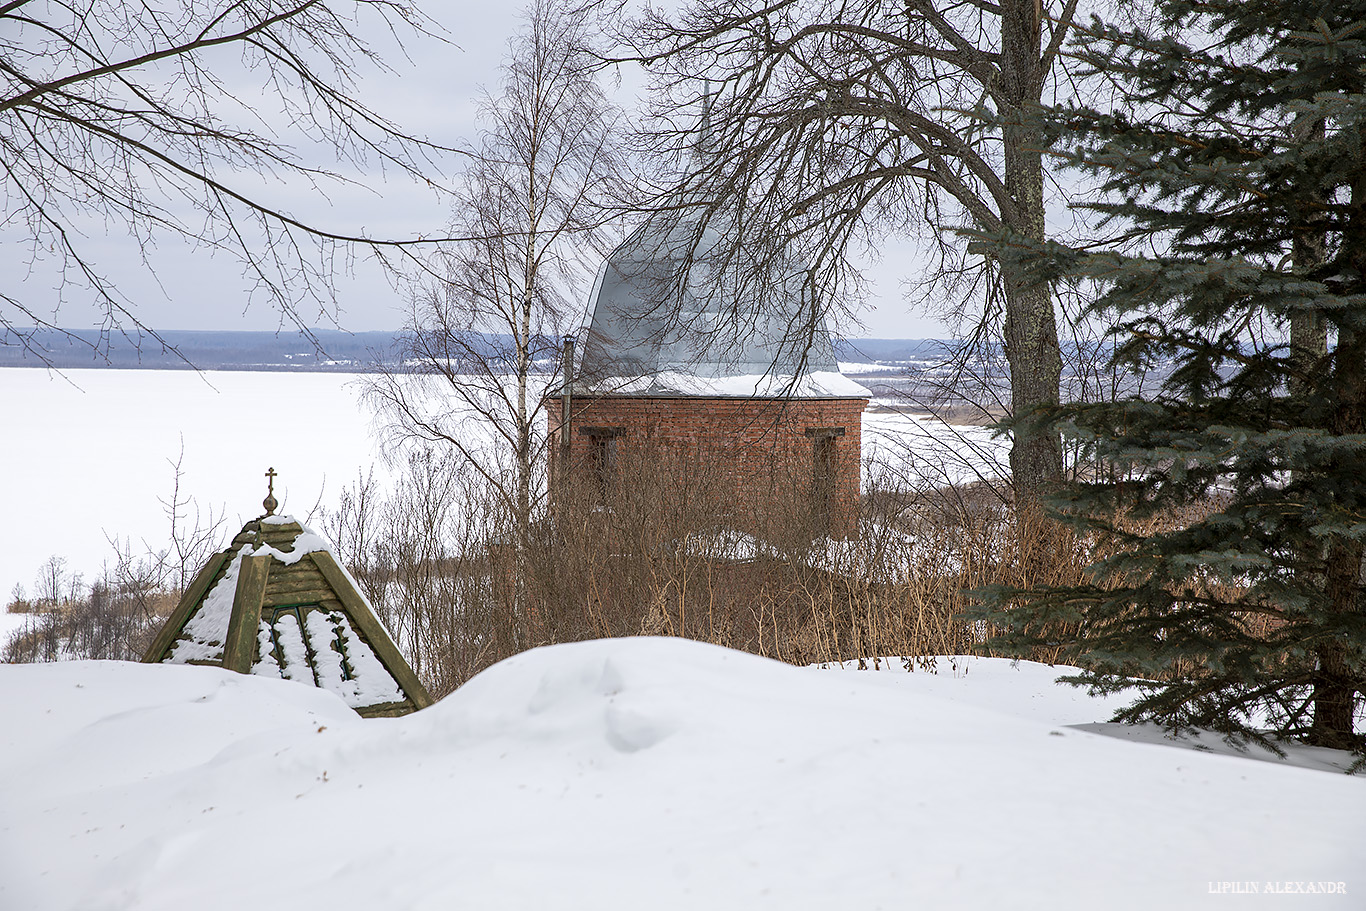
[263,466,279,516]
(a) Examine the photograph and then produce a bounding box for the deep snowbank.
[1,639,1361,910]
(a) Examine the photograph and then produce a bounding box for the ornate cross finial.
[263,467,278,516]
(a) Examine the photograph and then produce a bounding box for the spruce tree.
[972,0,1366,752]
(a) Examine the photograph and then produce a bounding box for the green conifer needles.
[972,0,1366,754]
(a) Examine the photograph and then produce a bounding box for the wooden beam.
[221,555,270,674]
[261,568,332,590]
[355,700,417,719]
[262,588,337,608]
[311,551,434,710]
[141,550,230,663]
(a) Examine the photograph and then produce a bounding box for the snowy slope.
[1,640,1360,910]
[863,410,1008,488]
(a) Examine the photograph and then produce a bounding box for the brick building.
[547,212,870,538]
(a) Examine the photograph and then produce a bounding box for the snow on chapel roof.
[574,212,870,399]
[143,476,431,718]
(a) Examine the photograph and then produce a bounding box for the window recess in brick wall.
[805,427,845,532]
[579,426,625,502]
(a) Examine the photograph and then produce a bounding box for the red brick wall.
[546,394,867,538]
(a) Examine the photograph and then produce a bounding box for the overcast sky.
[10,1,951,341]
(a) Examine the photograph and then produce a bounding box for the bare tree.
[367,0,626,615]
[4,451,228,663]
[1,0,467,362]
[612,0,1085,509]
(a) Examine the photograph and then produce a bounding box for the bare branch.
[0,0,476,352]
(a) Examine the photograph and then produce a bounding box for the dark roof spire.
[694,81,714,163]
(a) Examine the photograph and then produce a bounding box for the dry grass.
[6,444,1254,699]
[318,446,1108,697]
[3,581,177,664]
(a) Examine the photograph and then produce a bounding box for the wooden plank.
[255,525,303,546]
[256,535,305,549]
[263,567,331,590]
[141,550,230,663]
[268,557,326,574]
[262,588,336,608]
[263,574,332,594]
[258,522,302,533]
[311,551,433,710]
[355,699,416,719]
[221,555,270,674]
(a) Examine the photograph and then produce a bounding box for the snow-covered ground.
[837,360,904,374]
[862,410,1008,489]
[0,639,1359,910]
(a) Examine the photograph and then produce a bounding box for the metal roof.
[573,212,864,398]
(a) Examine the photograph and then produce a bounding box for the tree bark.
[1290,116,1328,397]
[999,0,1064,508]
[1314,330,1364,747]
[1314,535,1362,748]
[1308,139,1366,749]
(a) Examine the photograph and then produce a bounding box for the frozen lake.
[0,368,1008,602]
[0,368,381,601]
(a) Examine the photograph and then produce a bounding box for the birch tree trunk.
[366,0,626,647]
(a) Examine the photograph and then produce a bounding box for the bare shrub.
[318,452,476,694]
[319,435,1089,697]
[7,428,1220,691]
[3,453,226,665]
[3,549,183,663]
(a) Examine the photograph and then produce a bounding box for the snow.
[676,527,779,562]
[0,609,37,649]
[676,522,923,576]
[302,609,405,707]
[837,361,903,374]
[603,369,872,398]
[166,548,246,665]
[251,606,406,708]
[272,611,315,683]
[804,521,918,576]
[863,410,1009,488]
[0,368,382,601]
[1,639,1360,910]
[301,610,347,684]
[252,529,331,565]
[251,622,279,678]
[323,611,405,706]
